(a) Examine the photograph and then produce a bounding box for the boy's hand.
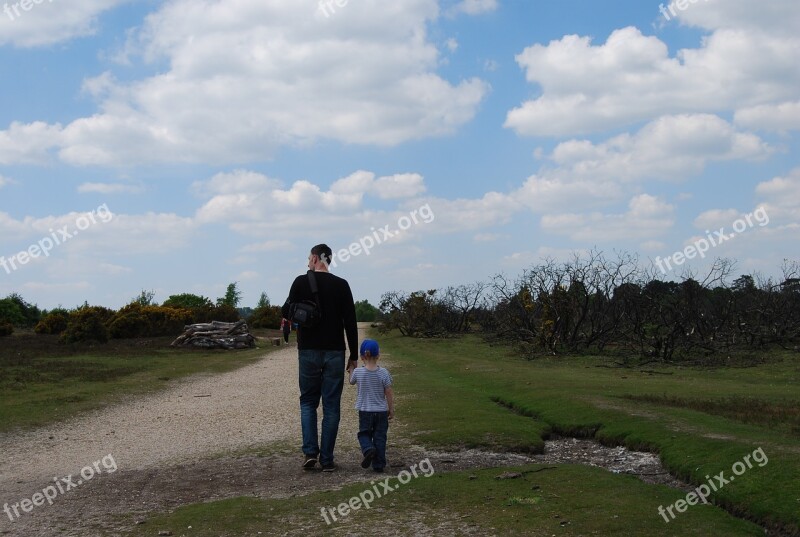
[388,409,394,420]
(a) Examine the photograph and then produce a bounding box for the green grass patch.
[379,335,549,453]
[377,331,800,535]
[618,394,800,437]
[119,464,765,536]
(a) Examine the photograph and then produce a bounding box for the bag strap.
[307,270,322,311]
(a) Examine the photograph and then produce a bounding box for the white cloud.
[373,174,426,199]
[505,12,800,136]
[0,175,12,188]
[80,212,196,255]
[755,167,800,222]
[77,182,143,194]
[510,114,771,213]
[191,167,519,247]
[0,209,195,256]
[193,170,282,196]
[0,121,62,165]
[735,101,800,132]
[549,114,771,182]
[514,174,624,213]
[540,194,675,242]
[449,0,498,16]
[669,0,799,38]
[195,169,428,228]
[693,208,741,231]
[421,191,518,233]
[0,0,129,47]
[1,0,489,167]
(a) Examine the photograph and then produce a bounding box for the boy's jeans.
[357,411,389,470]
[298,350,344,466]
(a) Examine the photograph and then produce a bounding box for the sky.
[0,0,798,311]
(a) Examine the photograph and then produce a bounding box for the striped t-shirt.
[349,366,393,412]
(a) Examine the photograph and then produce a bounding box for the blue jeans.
[298,350,345,466]
[357,411,389,470]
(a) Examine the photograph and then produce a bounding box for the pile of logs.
[171,320,257,350]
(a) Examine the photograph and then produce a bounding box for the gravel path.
[0,335,359,536]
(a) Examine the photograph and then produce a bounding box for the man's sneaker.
[321,463,337,472]
[372,467,384,473]
[303,456,317,470]
[361,449,375,469]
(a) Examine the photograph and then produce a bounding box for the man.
[282,244,359,471]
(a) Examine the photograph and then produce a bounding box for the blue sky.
[0,0,798,311]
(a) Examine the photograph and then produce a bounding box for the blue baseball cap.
[359,339,380,357]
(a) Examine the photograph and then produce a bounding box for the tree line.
[378,252,800,363]
[0,282,381,343]
[0,283,280,343]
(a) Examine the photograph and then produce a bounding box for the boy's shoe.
[361,449,375,469]
[302,456,317,470]
[321,463,337,472]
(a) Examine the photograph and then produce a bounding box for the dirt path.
[0,329,367,536]
[0,325,699,537]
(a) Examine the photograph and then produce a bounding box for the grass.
[121,464,765,537]
[618,394,800,437]
[110,329,798,536]
[0,329,285,433]
[379,332,800,535]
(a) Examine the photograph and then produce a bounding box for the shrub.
[61,306,114,344]
[355,300,380,322]
[0,298,25,326]
[1,293,42,327]
[141,305,194,336]
[35,309,70,335]
[249,305,282,329]
[108,312,152,339]
[163,293,213,309]
[108,303,194,338]
[160,295,236,326]
[0,322,13,337]
[189,304,240,324]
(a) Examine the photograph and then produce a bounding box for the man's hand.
[346,358,358,375]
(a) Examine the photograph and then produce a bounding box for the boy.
[349,339,394,472]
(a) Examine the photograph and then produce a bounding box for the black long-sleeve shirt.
[282,271,358,359]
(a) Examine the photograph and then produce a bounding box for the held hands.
[346,358,358,375]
